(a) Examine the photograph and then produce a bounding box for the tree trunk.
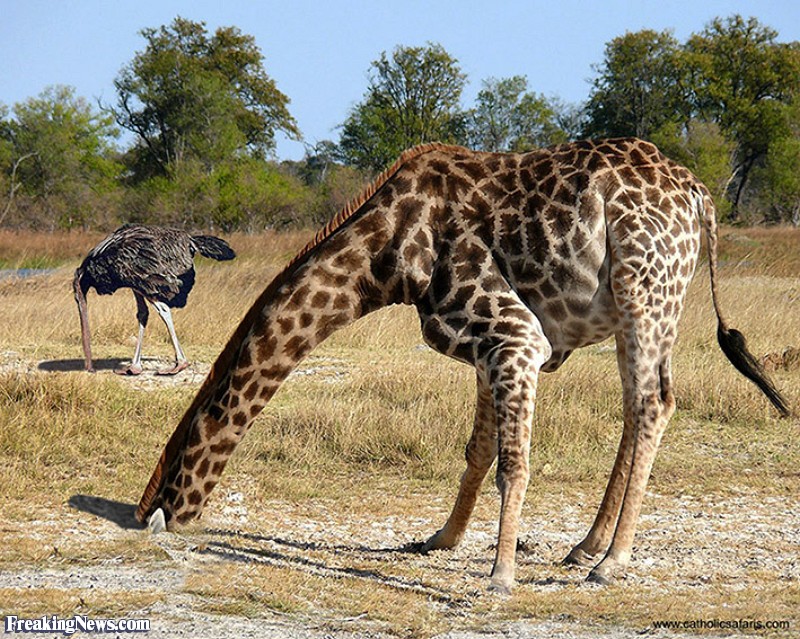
[0,153,36,227]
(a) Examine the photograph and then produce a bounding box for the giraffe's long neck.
[136,167,438,526]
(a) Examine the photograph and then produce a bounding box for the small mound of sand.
[761,346,800,372]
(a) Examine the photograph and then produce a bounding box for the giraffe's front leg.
[416,266,551,593]
[421,375,497,552]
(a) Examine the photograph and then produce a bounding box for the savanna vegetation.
[1,14,799,234]
[0,226,797,635]
[1,10,799,638]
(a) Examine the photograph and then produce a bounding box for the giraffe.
[135,138,789,593]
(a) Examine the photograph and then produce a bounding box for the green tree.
[584,29,686,139]
[650,119,735,217]
[0,104,11,164]
[111,17,300,179]
[0,104,13,224]
[216,158,311,231]
[281,142,368,226]
[465,76,567,152]
[338,43,467,172]
[548,97,588,142]
[296,140,341,186]
[684,15,800,218]
[754,97,800,224]
[3,85,121,228]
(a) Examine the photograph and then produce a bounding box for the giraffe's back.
[414,139,704,371]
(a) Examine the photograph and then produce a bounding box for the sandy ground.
[3,486,797,638]
[2,356,798,638]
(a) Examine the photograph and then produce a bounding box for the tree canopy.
[111,17,300,179]
[584,29,685,139]
[466,76,567,152]
[586,15,800,220]
[684,16,800,217]
[338,43,467,172]
[1,13,799,230]
[1,85,121,228]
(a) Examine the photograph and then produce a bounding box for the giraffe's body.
[136,138,788,592]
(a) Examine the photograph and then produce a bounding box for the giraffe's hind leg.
[422,374,498,552]
[569,202,690,583]
[563,332,634,566]
[587,331,677,584]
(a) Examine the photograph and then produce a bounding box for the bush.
[217,159,312,231]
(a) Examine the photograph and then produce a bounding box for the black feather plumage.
[73,224,236,374]
[76,224,235,307]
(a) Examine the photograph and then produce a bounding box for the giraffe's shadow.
[205,527,424,556]
[198,529,460,603]
[61,504,474,601]
[68,494,143,530]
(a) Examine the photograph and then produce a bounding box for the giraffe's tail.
[696,190,791,417]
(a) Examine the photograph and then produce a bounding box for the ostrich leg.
[152,300,189,375]
[115,292,148,376]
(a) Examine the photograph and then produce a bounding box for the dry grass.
[0,588,163,619]
[718,226,800,278]
[0,229,106,270]
[0,226,798,636]
[502,582,800,634]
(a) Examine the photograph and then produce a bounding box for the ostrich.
[73,224,236,375]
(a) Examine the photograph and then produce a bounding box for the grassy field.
[0,226,798,637]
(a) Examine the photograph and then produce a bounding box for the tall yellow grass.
[0,226,796,508]
[0,226,798,636]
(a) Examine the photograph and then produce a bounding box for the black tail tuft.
[192,235,236,261]
[717,324,791,417]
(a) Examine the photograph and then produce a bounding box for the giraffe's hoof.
[418,538,440,554]
[147,508,166,534]
[587,555,628,584]
[562,547,597,567]
[156,361,189,376]
[114,365,143,376]
[586,569,613,586]
[419,528,459,554]
[487,579,513,596]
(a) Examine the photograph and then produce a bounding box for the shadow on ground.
[68,494,143,530]
[38,358,126,372]
[198,528,462,604]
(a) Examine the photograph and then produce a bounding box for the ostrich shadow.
[38,358,127,372]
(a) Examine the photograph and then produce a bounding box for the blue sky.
[2,0,799,161]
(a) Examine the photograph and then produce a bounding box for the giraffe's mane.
[286,142,459,268]
[136,142,459,522]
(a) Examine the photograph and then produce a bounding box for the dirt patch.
[0,351,349,391]
[2,484,797,638]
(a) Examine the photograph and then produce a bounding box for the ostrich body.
[73,224,236,375]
